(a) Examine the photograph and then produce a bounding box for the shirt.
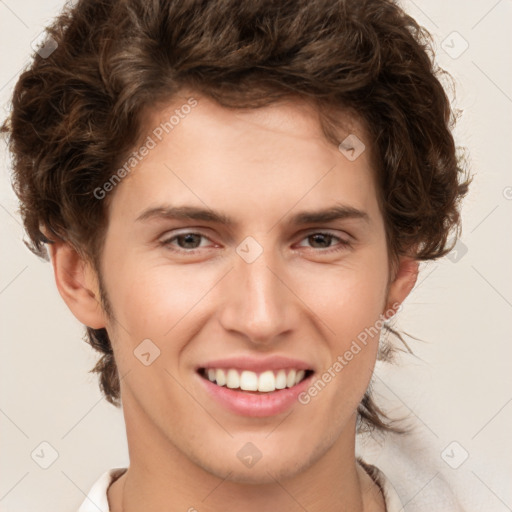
[77,463,404,511]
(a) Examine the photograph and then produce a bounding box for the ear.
[48,241,106,329]
[384,255,419,319]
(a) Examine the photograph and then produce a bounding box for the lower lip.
[197,372,314,417]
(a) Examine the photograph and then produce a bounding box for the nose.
[217,241,298,345]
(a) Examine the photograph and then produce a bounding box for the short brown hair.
[2,0,470,432]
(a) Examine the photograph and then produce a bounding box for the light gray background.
[0,1,511,511]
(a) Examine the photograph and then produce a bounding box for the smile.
[199,367,313,393]
[196,364,315,417]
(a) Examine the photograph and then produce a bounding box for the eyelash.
[159,231,352,255]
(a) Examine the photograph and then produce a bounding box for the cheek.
[102,261,215,400]
[292,249,389,404]
[292,249,389,340]
[295,295,387,438]
[104,252,216,341]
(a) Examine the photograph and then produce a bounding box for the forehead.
[108,91,380,225]
[142,91,368,158]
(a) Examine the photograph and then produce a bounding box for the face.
[77,91,411,483]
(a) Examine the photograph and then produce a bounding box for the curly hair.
[1,0,470,433]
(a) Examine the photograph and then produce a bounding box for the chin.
[196,448,311,485]
[212,463,302,485]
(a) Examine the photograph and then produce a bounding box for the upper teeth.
[205,368,307,392]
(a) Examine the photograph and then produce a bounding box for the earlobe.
[385,256,419,318]
[48,242,106,329]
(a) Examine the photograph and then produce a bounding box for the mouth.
[195,356,316,416]
[197,367,314,394]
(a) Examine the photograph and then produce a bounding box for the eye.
[296,232,351,253]
[160,231,213,253]
[159,230,352,256]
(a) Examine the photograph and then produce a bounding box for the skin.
[50,91,418,511]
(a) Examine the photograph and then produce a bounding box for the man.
[2,0,469,510]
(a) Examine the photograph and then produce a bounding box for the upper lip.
[197,355,314,373]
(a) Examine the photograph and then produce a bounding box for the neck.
[108,400,385,512]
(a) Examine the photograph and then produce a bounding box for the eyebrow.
[135,204,370,227]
